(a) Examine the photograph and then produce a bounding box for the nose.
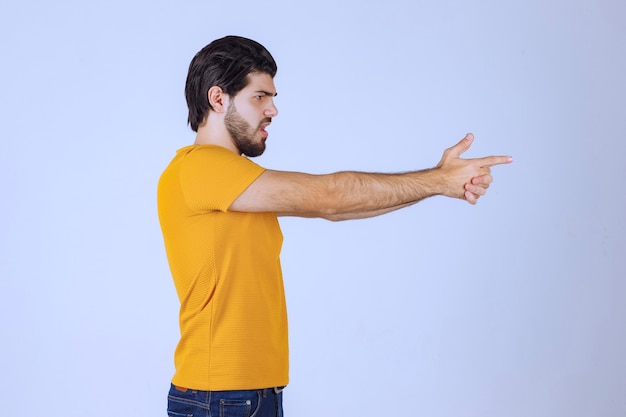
[265,99,279,118]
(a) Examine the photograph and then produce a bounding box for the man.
[158,35,512,417]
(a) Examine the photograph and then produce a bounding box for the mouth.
[259,119,272,137]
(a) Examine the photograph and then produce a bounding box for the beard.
[224,101,270,157]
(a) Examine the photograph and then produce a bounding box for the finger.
[465,183,487,196]
[473,182,490,191]
[472,174,493,185]
[478,155,513,167]
[445,133,474,159]
[464,190,478,205]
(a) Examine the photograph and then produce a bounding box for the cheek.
[237,104,260,122]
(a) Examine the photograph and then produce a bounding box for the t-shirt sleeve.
[178,146,265,212]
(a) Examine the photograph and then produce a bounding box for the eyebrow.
[254,90,278,97]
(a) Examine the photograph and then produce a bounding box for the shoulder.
[179,144,235,159]
[176,146,265,184]
[181,145,259,166]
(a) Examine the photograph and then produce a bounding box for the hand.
[436,133,512,204]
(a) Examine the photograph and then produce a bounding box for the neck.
[194,114,239,154]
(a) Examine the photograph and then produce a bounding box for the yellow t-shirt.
[157,145,288,390]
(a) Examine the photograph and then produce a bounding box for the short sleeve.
[178,146,265,212]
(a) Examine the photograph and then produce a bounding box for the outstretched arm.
[229,133,512,219]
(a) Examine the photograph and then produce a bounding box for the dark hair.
[185,35,278,132]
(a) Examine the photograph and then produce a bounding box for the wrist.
[418,167,447,197]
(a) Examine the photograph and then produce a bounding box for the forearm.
[320,201,417,221]
[319,169,444,216]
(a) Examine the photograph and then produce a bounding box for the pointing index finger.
[479,155,513,167]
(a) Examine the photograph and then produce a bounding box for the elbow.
[304,173,343,218]
[295,172,350,220]
[320,212,346,222]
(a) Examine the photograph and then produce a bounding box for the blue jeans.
[167,384,284,417]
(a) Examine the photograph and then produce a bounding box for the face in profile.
[224,73,278,157]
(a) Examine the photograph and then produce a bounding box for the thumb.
[446,133,474,159]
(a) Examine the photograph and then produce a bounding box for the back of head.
[185,35,278,132]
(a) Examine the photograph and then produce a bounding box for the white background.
[1,1,624,416]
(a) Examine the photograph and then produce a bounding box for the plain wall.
[1,0,624,416]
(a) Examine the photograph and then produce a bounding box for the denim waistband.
[173,384,286,395]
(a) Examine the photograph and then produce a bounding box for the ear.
[208,86,228,113]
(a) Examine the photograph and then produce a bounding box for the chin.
[243,146,265,158]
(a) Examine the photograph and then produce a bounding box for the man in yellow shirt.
[158,35,512,417]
